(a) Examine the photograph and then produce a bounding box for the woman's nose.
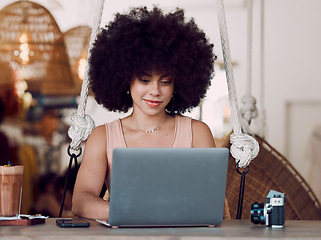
[149,82,160,95]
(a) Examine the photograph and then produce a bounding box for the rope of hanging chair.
[216,0,259,168]
[67,0,106,151]
[239,0,258,134]
[259,0,267,138]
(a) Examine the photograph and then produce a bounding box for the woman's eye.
[139,78,150,84]
[160,80,172,85]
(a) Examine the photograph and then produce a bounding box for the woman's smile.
[143,99,162,108]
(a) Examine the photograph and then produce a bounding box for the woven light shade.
[224,135,321,220]
[0,1,77,96]
[64,26,91,87]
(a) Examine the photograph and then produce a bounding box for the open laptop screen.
[108,147,229,227]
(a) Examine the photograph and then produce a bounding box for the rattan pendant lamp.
[63,26,92,89]
[0,0,76,96]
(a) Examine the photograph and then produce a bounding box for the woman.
[72,6,230,221]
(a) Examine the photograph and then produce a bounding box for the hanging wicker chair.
[63,26,91,93]
[223,134,321,220]
[0,1,77,96]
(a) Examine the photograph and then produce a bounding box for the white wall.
[263,0,321,182]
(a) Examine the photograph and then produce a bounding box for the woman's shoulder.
[92,124,106,132]
[191,118,210,130]
[189,117,216,148]
[87,124,107,142]
[83,125,107,154]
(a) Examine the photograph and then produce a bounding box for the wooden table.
[1,218,321,239]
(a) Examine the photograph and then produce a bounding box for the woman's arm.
[72,125,110,221]
[191,119,216,148]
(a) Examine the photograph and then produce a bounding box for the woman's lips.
[144,99,162,107]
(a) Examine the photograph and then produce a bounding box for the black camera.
[250,190,285,228]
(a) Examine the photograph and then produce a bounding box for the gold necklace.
[143,127,160,133]
[131,115,168,133]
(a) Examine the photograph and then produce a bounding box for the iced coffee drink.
[0,165,24,217]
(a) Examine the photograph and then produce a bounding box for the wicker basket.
[0,1,77,96]
[63,26,91,94]
[225,135,321,220]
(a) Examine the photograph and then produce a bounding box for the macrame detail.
[216,0,259,168]
[67,0,106,151]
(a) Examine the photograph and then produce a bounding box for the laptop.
[101,147,229,228]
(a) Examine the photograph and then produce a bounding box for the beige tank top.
[104,114,192,191]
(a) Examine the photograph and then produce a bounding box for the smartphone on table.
[56,218,90,228]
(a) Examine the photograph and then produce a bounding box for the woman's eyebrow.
[140,71,152,77]
[161,74,171,78]
[138,72,171,78]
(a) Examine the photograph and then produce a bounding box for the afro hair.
[89,6,216,114]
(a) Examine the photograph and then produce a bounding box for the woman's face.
[130,70,174,116]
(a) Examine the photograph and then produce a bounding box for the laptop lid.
[108,148,229,227]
